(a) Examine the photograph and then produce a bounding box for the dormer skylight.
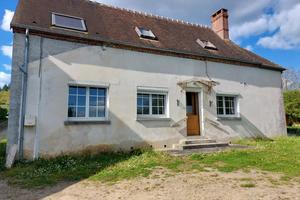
[135,27,157,40]
[52,13,87,32]
[196,39,217,50]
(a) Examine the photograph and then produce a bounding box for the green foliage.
[0,107,8,121]
[1,84,9,91]
[284,90,300,126]
[1,137,300,188]
[0,139,7,172]
[287,126,300,136]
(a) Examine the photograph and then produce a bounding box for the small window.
[135,27,157,40]
[52,13,87,31]
[196,39,217,50]
[137,92,166,117]
[216,95,237,116]
[68,86,107,119]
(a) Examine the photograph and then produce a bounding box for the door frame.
[185,87,205,137]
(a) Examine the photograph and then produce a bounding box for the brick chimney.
[211,8,229,40]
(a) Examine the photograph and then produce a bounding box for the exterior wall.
[9,33,287,159]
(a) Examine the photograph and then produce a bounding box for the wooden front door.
[186,92,200,136]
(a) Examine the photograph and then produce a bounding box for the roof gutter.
[18,28,29,160]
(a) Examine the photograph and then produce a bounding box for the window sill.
[217,116,241,121]
[136,117,171,121]
[64,120,111,125]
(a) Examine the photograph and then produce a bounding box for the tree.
[284,90,300,126]
[282,68,300,90]
[2,84,9,91]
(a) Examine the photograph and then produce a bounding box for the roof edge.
[12,24,286,72]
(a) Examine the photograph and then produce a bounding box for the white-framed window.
[137,90,167,117]
[216,95,239,117]
[52,13,87,32]
[68,86,108,120]
[135,27,157,40]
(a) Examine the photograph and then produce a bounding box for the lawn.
[0,137,300,188]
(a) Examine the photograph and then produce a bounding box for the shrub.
[284,90,300,126]
[0,107,8,121]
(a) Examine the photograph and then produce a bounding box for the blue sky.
[1,0,300,87]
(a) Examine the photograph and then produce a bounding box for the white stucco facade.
[8,33,287,159]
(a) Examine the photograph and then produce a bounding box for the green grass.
[1,137,300,188]
[240,183,256,188]
[191,137,300,178]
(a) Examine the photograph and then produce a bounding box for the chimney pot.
[211,8,229,40]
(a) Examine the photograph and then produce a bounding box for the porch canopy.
[177,78,219,90]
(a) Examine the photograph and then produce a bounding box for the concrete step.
[179,138,217,145]
[173,142,229,150]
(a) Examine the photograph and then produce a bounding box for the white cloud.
[231,16,271,41]
[244,45,253,51]
[1,45,12,58]
[3,64,11,71]
[229,1,300,49]
[0,72,11,88]
[90,0,273,25]
[257,3,300,49]
[1,9,14,32]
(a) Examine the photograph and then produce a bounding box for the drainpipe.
[18,28,30,160]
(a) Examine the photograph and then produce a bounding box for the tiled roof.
[11,0,284,71]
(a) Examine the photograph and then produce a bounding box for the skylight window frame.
[196,38,218,50]
[135,27,158,40]
[51,12,87,32]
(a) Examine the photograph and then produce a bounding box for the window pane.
[217,107,224,115]
[89,106,97,117]
[69,86,77,95]
[77,96,86,106]
[53,14,86,31]
[68,95,76,106]
[143,96,149,106]
[77,107,86,117]
[68,107,76,117]
[143,107,149,115]
[216,96,224,115]
[137,97,143,106]
[152,107,158,115]
[90,88,97,96]
[88,87,107,118]
[152,98,158,106]
[137,107,143,115]
[78,87,86,95]
[159,107,164,115]
[98,89,106,96]
[98,97,105,106]
[98,107,105,117]
[89,97,97,106]
[159,98,164,107]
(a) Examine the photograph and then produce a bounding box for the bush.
[284,90,300,126]
[287,127,300,136]
[0,139,6,172]
[0,107,7,121]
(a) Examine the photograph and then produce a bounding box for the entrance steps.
[173,137,229,150]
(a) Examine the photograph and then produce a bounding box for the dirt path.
[1,169,300,200]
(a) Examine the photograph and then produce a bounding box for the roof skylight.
[135,27,157,40]
[52,13,87,32]
[196,39,217,50]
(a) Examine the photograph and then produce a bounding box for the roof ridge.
[87,0,211,29]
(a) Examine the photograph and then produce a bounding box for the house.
[7,0,287,159]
